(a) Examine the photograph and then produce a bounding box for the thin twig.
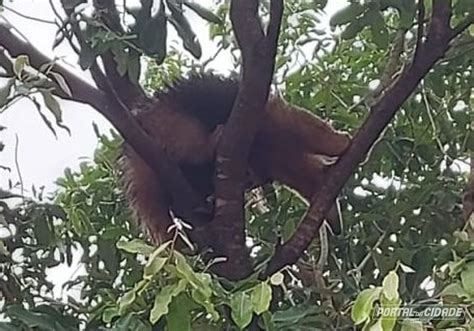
[2,5,56,25]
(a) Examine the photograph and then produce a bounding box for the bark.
[210,0,283,279]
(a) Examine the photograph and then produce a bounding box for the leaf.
[150,280,187,324]
[460,262,474,296]
[143,254,167,280]
[118,289,137,314]
[250,282,272,315]
[6,305,57,329]
[400,319,423,331]
[175,252,212,298]
[138,0,167,63]
[0,78,14,108]
[351,287,382,325]
[382,271,399,301]
[102,306,120,323]
[341,19,365,40]
[167,293,193,331]
[368,318,383,331]
[183,1,222,24]
[448,258,466,276]
[370,11,389,48]
[270,272,284,286]
[230,291,253,330]
[29,96,57,137]
[330,3,365,27]
[168,1,202,58]
[50,71,72,97]
[380,294,401,331]
[439,282,470,299]
[116,238,157,255]
[113,313,152,331]
[79,45,96,70]
[191,288,219,321]
[13,55,29,78]
[40,90,70,134]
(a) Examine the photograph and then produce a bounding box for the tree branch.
[211,0,283,279]
[264,0,460,277]
[0,24,212,241]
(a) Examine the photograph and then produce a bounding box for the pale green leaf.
[230,291,253,330]
[382,271,399,301]
[13,55,29,78]
[351,287,382,325]
[250,282,272,315]
[150,280,187,324]
[116,239,157,255]
[460,262,474,295]
[269,272,284,286]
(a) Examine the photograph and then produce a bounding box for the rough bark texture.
[210,0,283,279]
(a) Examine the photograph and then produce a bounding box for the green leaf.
[341,19,365,40]
[351,287,382,325]
[230,291,253,330]
[116,238,157,255]
[118,289,137,314]
[175,252,212,298]
[447,258,466,276]
[439,282,470,299]
[183,1,222,24]
[330,3,366,27]
[167,293,193,331]
[150,280,187,324]
[460,262,474,295]
[380,295,401,331]
[370,11,389,48]
[369,318,383,331]
[191,288,219,321]
[6,305,57,329]
[261,311,276,331]
[250,282,272,315]
[102,306,120,323]
[143,254,167,280]
[400,319,423,331]
[382,271,399,301]
[113,313,152,331]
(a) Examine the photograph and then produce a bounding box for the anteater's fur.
[121,74,350,243]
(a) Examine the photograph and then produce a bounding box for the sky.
[0,0,348,299]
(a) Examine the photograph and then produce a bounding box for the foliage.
[0,0,473,330]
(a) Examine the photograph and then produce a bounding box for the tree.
[0,0,473,330]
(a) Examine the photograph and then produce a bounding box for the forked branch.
[211,0,283,279]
